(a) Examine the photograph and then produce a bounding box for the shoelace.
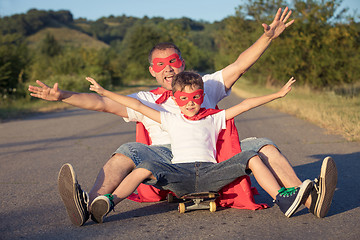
[77,183,89,209]
[278,187,297,197]
[313,178,320,193]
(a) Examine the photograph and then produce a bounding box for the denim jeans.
[137,150,258,197]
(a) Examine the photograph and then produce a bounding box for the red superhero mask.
[173,89,204,107]
[151,53,183,73]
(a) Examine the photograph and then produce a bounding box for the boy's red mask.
[152,53,183,73]
[173,89,204,106]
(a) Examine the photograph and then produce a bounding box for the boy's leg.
[88,143,172,205]
[241,138,302,188]
[199,152,312,217]
[247,155,282,199]
[247,155,312,217]
[90,168,154,223]
[242,138,337,217]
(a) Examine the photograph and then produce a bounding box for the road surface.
[1,93,359,239]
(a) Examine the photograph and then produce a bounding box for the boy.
[86,71,313,223]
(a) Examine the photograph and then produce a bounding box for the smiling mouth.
[164,75,174,82]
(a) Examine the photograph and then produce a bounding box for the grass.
[233,79,360,142]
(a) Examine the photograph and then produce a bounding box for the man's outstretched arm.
[28,80,128,117]
[222,7,295,91]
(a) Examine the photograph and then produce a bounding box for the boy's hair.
[148,42,182,64]
[172,71,204,95]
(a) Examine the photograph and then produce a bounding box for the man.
[28,7,337,226]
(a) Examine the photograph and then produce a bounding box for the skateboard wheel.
[209,201,216,212]
[209,193,216,198]
[178,203,186,213]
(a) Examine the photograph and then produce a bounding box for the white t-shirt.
[124,70,229,145]
[160,111,226,164]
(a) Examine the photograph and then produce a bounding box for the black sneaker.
[309,156,337,218]
[274,179,313,217]
[58,163,89,226]
[90,194,115,223]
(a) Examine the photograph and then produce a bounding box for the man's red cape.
[127,89,268,210]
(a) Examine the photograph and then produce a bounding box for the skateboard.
[172,192,219,213]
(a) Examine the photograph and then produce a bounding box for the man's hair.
[172,71,204,95]
[148,42,182,64]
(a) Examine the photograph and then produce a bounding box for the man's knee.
[259,144,277,152]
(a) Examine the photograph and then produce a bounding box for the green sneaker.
[309,156,337,218]
[90,194,115,223]
[274,179,313,218]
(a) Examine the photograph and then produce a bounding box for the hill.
[26,27,109,49]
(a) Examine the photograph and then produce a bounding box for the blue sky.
[0,0,359,22]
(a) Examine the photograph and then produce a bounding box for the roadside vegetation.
[233,79,360,142]
[1,0,359,141]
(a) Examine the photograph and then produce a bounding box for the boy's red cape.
[127,88,268,210]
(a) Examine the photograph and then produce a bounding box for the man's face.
[149,48,185,90]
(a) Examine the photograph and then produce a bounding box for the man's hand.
[28,80,62,101]
[87,77,105,96]
[278,77,296,97]
[262,7,294,40]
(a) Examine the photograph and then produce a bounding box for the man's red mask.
[152,53,183,73]
[173,89,204,106]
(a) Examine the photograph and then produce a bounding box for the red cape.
[127,89,268,210]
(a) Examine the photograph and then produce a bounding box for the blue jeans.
[113,138,277,196]
[137,150,258,197]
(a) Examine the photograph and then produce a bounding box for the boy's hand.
[87,77,105,95]
[28,80,61,101]
[262,7,294,40]
[278,77,296,97]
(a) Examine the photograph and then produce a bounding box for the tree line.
[0,0,359,102]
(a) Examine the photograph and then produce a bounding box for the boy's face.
[172,85,204,117]
[149,48,185,90]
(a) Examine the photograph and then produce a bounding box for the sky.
[0,0,359,22]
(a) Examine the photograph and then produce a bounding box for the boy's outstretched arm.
[86,77,161,123]
[225,77,296,120]
[222,7,295,91]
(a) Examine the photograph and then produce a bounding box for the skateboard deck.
[174,192,219,213]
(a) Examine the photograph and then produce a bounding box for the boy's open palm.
[278,77,296,97]
[87,77,105,95]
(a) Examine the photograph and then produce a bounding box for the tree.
[0,34,29,98]
[40,33,62,57]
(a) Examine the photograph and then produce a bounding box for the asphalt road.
[1,92,360,240]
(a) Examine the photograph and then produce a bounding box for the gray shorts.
[114,142,173,166]
[240,137,278,152]
[137,150,258,197]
